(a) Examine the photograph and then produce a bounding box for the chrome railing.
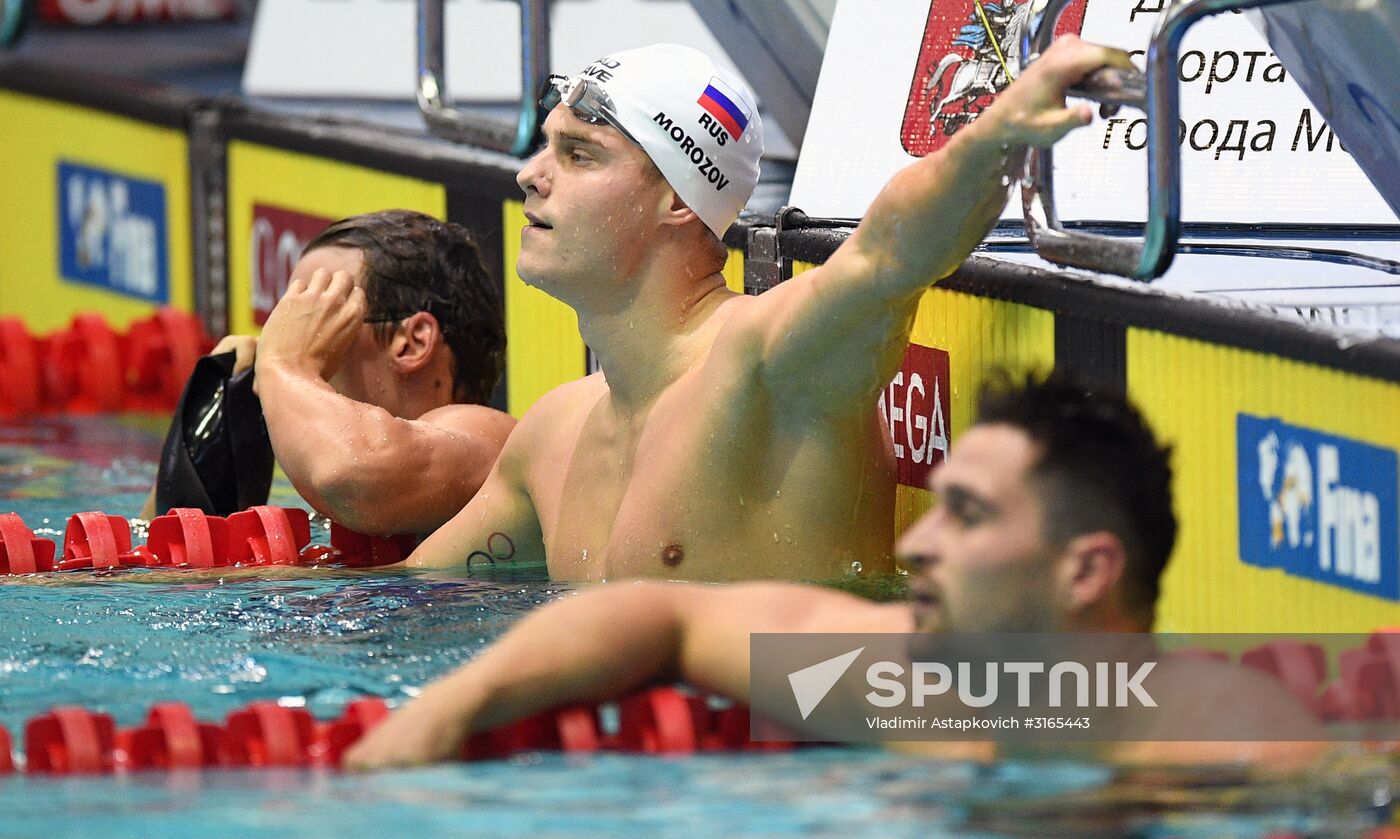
[416,0,550,157]
[1019,0,1311,280]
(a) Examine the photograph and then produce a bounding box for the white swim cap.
[561,44,764,238]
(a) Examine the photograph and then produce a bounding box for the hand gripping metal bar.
[1019,0,1309,280]
[417,0,550,157]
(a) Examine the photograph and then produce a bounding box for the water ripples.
[0,574,566,734]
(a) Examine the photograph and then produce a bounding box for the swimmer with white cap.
[402,37,1137,582]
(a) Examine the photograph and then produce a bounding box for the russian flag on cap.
[697,76,751,140]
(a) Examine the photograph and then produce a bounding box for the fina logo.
[1237,414,1399,600]
[58,161,167,303]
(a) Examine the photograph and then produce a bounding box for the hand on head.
[255,267,367,382]
[978,35,1137,148]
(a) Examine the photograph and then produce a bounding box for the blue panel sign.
[1237,414,1399,600]
[57,161,169,302]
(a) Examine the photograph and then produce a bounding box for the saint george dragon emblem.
[901,0,1089,157]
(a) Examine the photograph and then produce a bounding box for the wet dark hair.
[304,210,505,405]
[975,370,1177,620]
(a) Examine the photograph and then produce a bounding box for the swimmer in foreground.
[141,210,516,535]
[347,373,1326,769]
[400,37,1138,581]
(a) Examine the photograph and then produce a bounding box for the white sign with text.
[792,0,1396,226]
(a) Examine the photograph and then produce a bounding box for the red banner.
[901,0,1089,156]
[249,204,333,326]
[878,344,952,489]
[38,0,235,24]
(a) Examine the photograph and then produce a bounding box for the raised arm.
[342,580,879,769]
[255,269,515,535]
[727,37,1135,412]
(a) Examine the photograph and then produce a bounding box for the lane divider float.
[0,505,415,574]
[1195,635,1400,724]
[0,308,213,418]
[0,687,792,775]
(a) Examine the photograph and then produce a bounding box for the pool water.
[1,415,1395,838]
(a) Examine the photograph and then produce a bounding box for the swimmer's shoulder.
[690,293,775,390]
[497,373,606,452]
[518,372,606,423]
[417,402,517,443]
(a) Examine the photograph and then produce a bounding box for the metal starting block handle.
[416,0,549,157]
[1068,66,1147,116]
[1018,0,1308,280]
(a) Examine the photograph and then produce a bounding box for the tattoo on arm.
[466,532,517,572]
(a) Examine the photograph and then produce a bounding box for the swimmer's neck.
[578,269,733,408]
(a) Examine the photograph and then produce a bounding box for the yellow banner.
[721,247,745,294]
[501,199,586,417]
[0,91,192,332]
[1130,328,1400,632]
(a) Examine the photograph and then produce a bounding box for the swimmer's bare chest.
[526,371,895,582]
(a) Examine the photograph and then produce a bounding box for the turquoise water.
[0,416,1393,838]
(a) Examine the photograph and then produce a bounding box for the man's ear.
[658,188,702,229]
[1056,531,1127,613]
[389,312,440,374]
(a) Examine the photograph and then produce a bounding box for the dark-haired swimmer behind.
[347,373,1327,770]
[140,210,516,536]
[397,38,1139,582]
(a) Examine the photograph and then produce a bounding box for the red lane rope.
[0,513,52,574]
[7,509,1400,732]
[0,309,214,417]
[0,688,792,775]
[1,506,416,576]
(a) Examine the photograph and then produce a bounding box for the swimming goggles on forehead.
[537,74,642,148]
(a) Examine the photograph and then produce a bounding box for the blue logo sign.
[1237,414,1399,600]
[57,161,168,302]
